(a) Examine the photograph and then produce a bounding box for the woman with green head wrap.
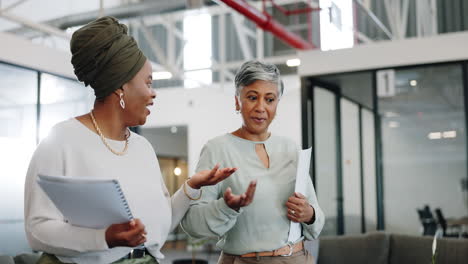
[24,16,237,264]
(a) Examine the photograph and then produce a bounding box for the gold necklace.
[89,111,129,156]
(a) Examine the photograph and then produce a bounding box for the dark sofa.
[318,232,468,264]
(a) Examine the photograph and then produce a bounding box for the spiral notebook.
[37,174,133,229]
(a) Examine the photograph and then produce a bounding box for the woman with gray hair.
[182,60,325,264]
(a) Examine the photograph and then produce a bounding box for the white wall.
[144,75,302,174]
[0,0,123,31]
[299,31,468,76]
[0,32,74,78]
[141,129,188,159]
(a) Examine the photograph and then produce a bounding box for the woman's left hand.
[286,192,315,224]
[187,164,237,189]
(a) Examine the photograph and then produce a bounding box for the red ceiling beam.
[220,0,316,50]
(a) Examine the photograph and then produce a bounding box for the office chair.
[417,205,437,236]
[434,208,461,238]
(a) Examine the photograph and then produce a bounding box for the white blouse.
[24,118,199,264]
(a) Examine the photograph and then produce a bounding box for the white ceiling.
[0,0,124,31]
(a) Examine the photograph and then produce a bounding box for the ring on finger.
[291,210,296,215]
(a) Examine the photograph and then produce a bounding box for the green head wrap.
[70,16,147,99]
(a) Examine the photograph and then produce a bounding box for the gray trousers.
[217,249,315,264]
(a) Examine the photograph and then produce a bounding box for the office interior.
[1,0,468,263]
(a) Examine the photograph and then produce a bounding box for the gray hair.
[234,60,284,97]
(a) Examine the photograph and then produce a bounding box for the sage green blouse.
[181,133,325,255]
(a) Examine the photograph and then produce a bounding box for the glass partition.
[379,64,467,234]
[307,63,466,236]
[314,87,339,235]
[0,63,38,254]
[0,64,93,255]
[39,73,93,140]
[362,109,377,232]
[341,99,362,234]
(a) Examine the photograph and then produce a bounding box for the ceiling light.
[428,132,442,140]
[410,80,417,86]
[286,58,301,67]
[153,71,173,80]
[443,131,456,138]
[388,121,400,128]
[385,112,399,117]
[174,167,182,176]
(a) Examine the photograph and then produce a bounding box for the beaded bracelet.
[183,179,203,200]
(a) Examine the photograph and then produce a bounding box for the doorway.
[303,77,378,235]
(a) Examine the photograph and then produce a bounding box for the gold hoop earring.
[119,93,125,109]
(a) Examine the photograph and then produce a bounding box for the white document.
[287,148,312,242]
[37,174,133,229]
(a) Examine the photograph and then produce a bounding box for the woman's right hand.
[105,218,147,248]
[223,180,257,211]
[187,164,237,189]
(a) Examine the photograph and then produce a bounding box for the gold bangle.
[183,180,202,200]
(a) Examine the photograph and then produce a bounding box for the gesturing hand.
[286,192,315,224]
[223,180,257,211]
[105,218,147,248]
[187,164,237,189]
